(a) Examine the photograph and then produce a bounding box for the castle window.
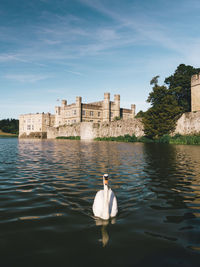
[82,110,85,115]
[98,112,101,117]
[27,125,31,130]
[32,125,34,130]
[90,111,93,116]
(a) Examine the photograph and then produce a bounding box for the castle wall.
[191,74,200,112]
[47,118,144,139]
[174,111,200,135]
[96,118,144,138]
[47,123,81,139]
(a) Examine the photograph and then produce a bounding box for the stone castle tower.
[191,74,200,112]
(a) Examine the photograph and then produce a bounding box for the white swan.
[93,174,118,220]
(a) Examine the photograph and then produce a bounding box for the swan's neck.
[102,184,109,220]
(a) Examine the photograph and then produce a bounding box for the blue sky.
[1,0,200,119]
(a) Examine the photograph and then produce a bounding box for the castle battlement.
[191,74,200,86]
[19,92,136,137]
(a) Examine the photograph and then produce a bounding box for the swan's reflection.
[94,217,116,247]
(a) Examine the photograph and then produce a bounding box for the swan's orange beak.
[104,179,108,185]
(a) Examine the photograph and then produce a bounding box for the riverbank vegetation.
[95,134,200,145]
[56,136,80,140]
[0,130,18,138]
[0,119,19,135]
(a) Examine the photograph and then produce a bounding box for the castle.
[19,93,136,138]
[19,75,200,139]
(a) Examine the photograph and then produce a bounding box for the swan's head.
[103,174,109,186]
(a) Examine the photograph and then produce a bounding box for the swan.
[92,174,118,220]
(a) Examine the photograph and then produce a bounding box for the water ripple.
[1,139,200,265]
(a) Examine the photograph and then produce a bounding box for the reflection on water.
[1,138,200,266]
[95,217,117,247]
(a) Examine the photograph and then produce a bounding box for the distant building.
[19,92,136,138]
[191,74,200,112]
[19,113,55,138]
[54,93,136,127]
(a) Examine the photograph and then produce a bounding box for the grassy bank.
[95,135,153,143]
[0,130,18,138]
[168,134,200,145]
[95,134,200,145]
[56,136,80,140]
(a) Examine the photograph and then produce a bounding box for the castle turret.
[114,94,120,118]
[61,100,67,108]
[76,96,82,122]
[191,74,200,112]
[103,93,110,122]
[55,106,61,127]
[131,104,136,117]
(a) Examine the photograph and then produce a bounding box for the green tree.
[150,75,160,86]
[135,110,145,118]
[0,119,19,134]
[165,64,200,112]
[143,64,200,139]
[143,84,182,139]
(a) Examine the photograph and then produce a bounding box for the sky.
[1,0,200,119]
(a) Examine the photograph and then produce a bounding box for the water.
[0,138,200,266]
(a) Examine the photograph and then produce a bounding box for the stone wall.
[96,118,144,138]
[47,123,81,139]
[174,111,200,135]
[19,132,47,139]
[47,118,144,139]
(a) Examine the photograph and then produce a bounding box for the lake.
[0,138,200,266]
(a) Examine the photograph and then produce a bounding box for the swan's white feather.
[93,188,118,219]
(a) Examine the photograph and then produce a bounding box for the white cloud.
[4,74,50,83]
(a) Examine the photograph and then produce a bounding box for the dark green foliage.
[143,64,200,139]
[114,116,121,121]
[56,136,80,140]
[137,136,153,143]
[150,75,160,86]
[95,134,200,145]
[95,134,137,142]
[143,85,182,139]
[158,134,171,143]
[0,119,19,134]
[165,64,200,112]
[135,110,145,118]
[169,134,200,145]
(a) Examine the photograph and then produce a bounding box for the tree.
[143,84,182,139]
[165,64,200,112]
[142,64,200,139]
[150,75,160,86]
[135,110,145,118]
[0,119,19,134]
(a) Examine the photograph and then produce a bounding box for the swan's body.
[93,174,118,220]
